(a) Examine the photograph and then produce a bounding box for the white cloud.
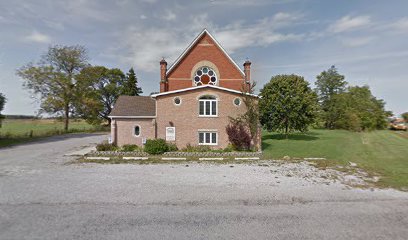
[140,0,157,3]
[341,36,374,47]
[329,15,371,33]
[25,31,51,43]
[209,0,294,6]
[390,17,408,32]
[115,12,302,72]
[214,13,303,52]
[161,10,176,21]
[140,14,147,20]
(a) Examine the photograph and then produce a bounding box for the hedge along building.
[109,29,260,149]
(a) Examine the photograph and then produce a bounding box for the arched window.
[199,95,217,116]
[134,125,141,137]
[193,66,218,86]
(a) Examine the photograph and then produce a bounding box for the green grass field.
[0,119,106,147]
[262,129,408,189]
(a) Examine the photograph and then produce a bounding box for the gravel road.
[0,133,407,240]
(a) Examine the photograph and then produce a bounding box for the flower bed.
[87,150,262,158]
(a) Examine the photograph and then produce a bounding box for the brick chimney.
[160,58,168,92]
[243,59,251,91]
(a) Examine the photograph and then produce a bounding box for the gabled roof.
[166,28,245,77]
[151,84,258,98]
[109,96,156,118]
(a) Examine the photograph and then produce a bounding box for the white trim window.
[134,125,141,137]
[199,95,217,117]
[198,132,218,145]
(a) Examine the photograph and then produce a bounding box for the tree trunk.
[285,122,289,139]
[64,104,69,132]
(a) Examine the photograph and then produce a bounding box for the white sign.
[166,127,176,141]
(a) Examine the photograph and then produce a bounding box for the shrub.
[96,142,118,151]
[167,143,178,152]
[144,139,168,155]
[226,122,251,151]
[182,143,211,152]
[121,144,139,152]
[223,144,234,152]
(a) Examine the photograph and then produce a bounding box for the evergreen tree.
[315,65,347,129]
[122,68,142,96]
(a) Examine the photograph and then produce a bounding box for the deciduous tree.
[227,82,260,150]
[0,93,6,127]
[17,45,89,131]
[331,86,389,131]
[75,66,126,125]
[259,74,318,138]
[402,112,408,122]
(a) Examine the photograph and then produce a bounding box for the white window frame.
[166,127,176,141]
[199,99,218,117]
[133,125,141,137]
[198,131,218,145]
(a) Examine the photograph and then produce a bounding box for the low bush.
[226,122,251,151]
[96,142,118,151]
[167,143,178,152]
[121,144,139,152]
[144,139,168,155]
[223,144,234,152]
[182,143,211,152]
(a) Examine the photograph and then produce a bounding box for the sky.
[0,0,407,116]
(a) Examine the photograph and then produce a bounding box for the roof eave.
[151,85,259,98]
[109,115,157,119]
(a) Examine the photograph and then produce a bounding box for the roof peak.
[166,29,245,77]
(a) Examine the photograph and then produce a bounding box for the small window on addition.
[134,125,141,137]
[233,97,241,106]
[174,97,181,105]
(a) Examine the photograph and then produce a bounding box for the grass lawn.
[262,129,408,190]
[0,119,106,148]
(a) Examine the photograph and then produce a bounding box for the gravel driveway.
[0,133,407,240]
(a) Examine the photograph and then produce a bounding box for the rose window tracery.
[193,66,217,86]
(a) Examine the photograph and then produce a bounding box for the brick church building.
[109,29,259,149]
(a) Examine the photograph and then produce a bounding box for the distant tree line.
[17,45,143,130]
[314,66,390,131]
[259,65,391,136]
[402,112,408,122]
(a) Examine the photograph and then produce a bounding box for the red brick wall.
[166,33,245,92]
[155,88,250,149]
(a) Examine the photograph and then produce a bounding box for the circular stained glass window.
[174,97,181,105]
[233,98,241,106]
[193,66,217,86]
